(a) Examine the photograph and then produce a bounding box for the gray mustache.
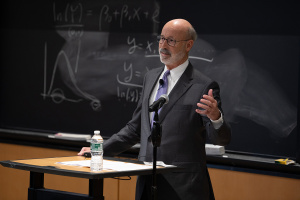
[159,48,171,55]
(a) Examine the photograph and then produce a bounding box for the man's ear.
[186,40,194,52]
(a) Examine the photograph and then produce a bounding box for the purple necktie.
[151,70,170,126]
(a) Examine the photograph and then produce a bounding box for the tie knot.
[163,70,170,78]
[158,70,170,90]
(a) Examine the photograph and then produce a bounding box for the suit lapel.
[143,67,164,130]
[158,63,194,123]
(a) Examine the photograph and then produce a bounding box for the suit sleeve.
[103,77,146,156]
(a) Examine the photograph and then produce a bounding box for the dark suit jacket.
[104,62,231,200]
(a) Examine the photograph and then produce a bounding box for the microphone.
[149,94,169,112]
[159,79,164,85]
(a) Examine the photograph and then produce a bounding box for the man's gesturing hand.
[195,89,221,120]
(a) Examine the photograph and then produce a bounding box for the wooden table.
[0,156,179,200]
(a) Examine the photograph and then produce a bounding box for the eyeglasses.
[157,35,191,47]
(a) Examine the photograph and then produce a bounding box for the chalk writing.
[99,4,160,31]
[53,2,83,26]
[127,36,143,54]
[116,61,147,102]
[116,62,144,88]
[117,87,141,103]
[127,36,158,55]
[54,2,160,31]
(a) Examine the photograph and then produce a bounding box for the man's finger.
[208,89,213,97]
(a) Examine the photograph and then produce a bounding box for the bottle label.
[91,143,102,151]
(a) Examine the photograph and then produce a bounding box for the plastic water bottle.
[90,130,103,171]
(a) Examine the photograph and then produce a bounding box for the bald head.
[163,19,197,41]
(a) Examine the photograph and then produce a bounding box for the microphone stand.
[150,103,163,200]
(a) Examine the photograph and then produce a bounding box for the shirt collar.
[163,59,189,82]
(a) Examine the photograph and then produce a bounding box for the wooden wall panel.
[209,168,300,200]
[1,143,299,200]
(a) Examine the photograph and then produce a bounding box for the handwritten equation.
[115,34,159,103]
[53,1,160,31]
[127,36,158,55]
[116,62,149,103]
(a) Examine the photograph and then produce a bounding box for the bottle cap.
[94,130,100,135]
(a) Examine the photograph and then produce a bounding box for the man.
[79,19,231,200]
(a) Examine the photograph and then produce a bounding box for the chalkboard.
[0,0,299,159]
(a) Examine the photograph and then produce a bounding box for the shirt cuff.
[210,111,224,129]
